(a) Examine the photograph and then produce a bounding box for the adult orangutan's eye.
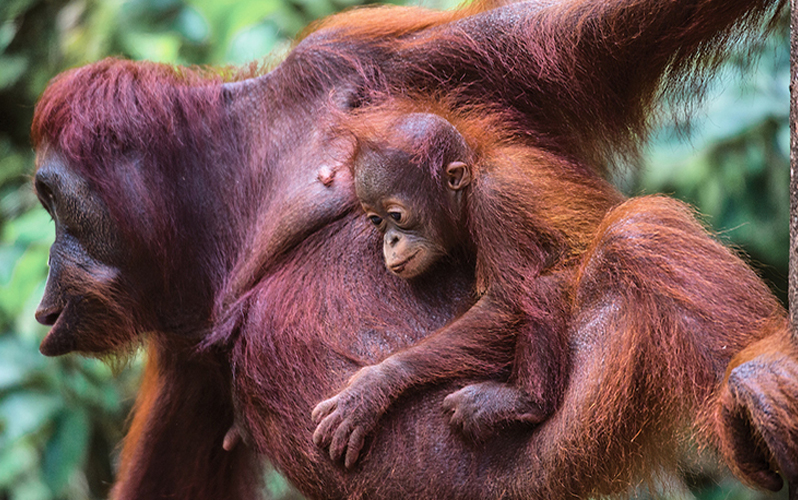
[35,178,55,215]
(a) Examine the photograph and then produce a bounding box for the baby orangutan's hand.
[312,364,391,468]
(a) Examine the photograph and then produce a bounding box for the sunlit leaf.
[14,279,49,345]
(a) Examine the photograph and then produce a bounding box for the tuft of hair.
[32,58,255,174]
[333,93,515,173]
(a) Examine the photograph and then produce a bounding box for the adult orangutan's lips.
[38,302,76,356]
[390,251,419,274]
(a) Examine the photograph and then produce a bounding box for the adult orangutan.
[30,0,797,499]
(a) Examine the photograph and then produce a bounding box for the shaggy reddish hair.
[28,0,794,499]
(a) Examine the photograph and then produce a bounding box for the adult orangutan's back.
[29,0,796,499]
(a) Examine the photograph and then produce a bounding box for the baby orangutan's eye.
[388,212,402,222]
[368,215,383,226]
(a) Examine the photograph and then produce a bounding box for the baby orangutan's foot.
[443,381,548,442]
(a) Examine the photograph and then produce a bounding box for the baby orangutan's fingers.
[313,409,342,448]
[345,427,368,469]
[329,419,356,463]
[312,397,338,423]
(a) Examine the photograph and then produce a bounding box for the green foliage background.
[0,0,789,499]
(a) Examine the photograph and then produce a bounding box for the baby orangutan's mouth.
[390,251,419,275]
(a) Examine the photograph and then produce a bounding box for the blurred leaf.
[265,467,294,497]
[0,337,46,390]
[10,474,50,500]
[0,246,25,285]
[43,409,91,495]
[0,392,60,444]
[225,21,279,64]
[0,243,50,319]
[0,0,40,21]
[120,0,183,28]
[0,138,31,183]
[14,279,48,345]
[0,20,19,53]
[2,208,54,246]
[0,54,28,90]
[121,31,182,62]
[174,6,209,43]
[0,441,37,488]
[293,0,336,20]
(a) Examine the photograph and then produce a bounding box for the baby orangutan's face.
[353,112,473,280]
[360,197,447,279]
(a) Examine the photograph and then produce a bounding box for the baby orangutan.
[356,118,473,280]
[312,109,620,468]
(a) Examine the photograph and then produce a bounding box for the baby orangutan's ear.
[445,161,471,190]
